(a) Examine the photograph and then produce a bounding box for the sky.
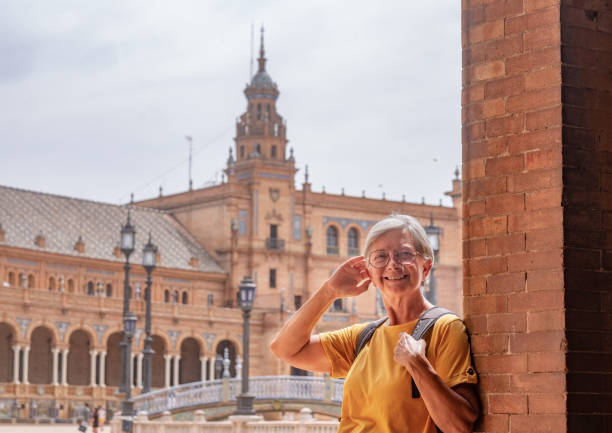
[0,0,462,206]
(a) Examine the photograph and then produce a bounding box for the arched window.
[271,145,277,159]
[106,283,112,297]
[332,298,344,312]
[27,274,35,289]
[48,277,56,291]
[87,281,94,296]
[255,143,261,155]
[326,226,339,255]
[182,291,188,305]
[164,290,170,303]
[257,104,262,120]
[240,145,245,159]
[348,228,360,256]
[67,279,74,293]
[8,272,15,286]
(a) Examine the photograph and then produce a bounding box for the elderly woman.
[270,214,479,433]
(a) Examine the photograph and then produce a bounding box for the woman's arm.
[269,256,371,373]
[394,333,480,433]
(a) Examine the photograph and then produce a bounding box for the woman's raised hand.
[325,256,371,299]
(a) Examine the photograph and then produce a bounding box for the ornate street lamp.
[425,213,441,304]
[234,276,256,415]
[119,212,136,393]
[142,234,157,394]
[120,312,137,433]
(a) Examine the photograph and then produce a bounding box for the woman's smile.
[383,273,409,281]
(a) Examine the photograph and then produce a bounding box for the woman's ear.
[422,259,433,279]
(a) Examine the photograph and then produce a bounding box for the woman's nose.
[386,253,402,268]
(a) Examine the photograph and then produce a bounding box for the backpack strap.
[412,306,454,340]
[354,316,387,360]
[411,306,455,400]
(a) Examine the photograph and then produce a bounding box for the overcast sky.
[1,1,461,207]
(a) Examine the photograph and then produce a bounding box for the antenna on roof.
[186,136,193,191]
[249,22,254,80]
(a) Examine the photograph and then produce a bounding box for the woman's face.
[366,229,432,297]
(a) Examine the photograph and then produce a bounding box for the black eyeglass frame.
[366,249,424,269]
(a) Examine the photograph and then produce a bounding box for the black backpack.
[353,306,454,433]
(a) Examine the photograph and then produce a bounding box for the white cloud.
[0,0,461,206]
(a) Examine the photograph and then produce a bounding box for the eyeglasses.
[367,249,421,269]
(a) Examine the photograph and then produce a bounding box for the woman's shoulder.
[428,312,469,345]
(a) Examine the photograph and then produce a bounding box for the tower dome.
[245,27,279,100]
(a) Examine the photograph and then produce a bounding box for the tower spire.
[257,26,266,72]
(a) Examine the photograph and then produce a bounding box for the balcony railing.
[266,238,286,251]
[326,246,339,256]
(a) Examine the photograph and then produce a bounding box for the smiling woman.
[270,214,479,433]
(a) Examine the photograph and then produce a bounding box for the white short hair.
[364,214,434,264]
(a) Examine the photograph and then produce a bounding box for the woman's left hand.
[393,332,427,371]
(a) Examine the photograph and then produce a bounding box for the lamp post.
[234,276,256,415]
[425,213,441,304]
[119,212,135,393]
[142,234,157,394]
[120,312,137,433]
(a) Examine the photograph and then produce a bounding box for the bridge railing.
[132,376,344,415]
[113,408,339,433]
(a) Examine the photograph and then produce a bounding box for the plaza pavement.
[0,425,106,433]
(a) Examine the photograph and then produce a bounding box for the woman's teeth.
[385,275,407,281]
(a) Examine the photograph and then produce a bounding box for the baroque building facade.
[0,34,462,421]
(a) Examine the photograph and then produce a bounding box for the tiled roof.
[0,185,224,273]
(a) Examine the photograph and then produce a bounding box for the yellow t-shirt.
[320,314,478,433]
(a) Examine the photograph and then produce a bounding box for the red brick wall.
[561,1,612,431]
[462,0,612,431]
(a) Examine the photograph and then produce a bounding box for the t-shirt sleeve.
[431,317,478,388]
[319,323,367,379]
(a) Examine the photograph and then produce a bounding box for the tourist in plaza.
[98,406,106,432]
[91,406,100,433]
[81,403,91,431]
[271,214,480,433]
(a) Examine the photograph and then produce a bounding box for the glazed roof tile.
[0,185,224,273]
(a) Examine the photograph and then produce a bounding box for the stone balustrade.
[132,375,344,416]
[111,408,339,433]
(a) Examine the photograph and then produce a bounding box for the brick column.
[462,1,611,432]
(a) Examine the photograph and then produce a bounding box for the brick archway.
[179,337,201,384]
[67,330,91,385]
[29,326,54,384]
[0,322,16,382]
[151,335,166,389]
[105,332,122,387]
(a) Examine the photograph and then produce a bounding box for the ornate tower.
[228,27,295,183]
